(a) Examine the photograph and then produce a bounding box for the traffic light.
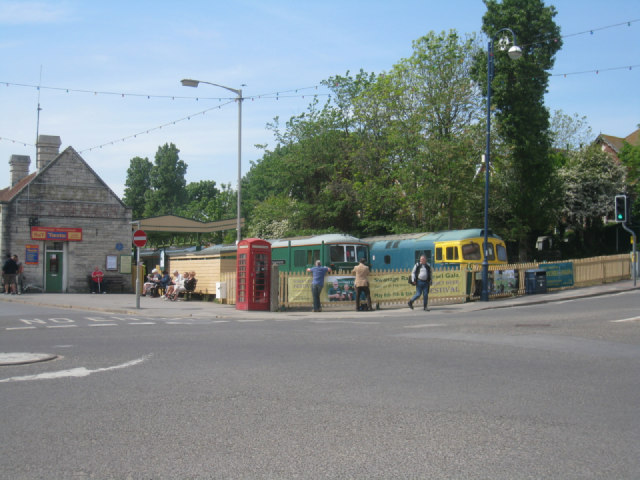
[615,195,627,223]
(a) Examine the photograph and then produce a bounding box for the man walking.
[307,260,331,312]
[351,258,372,311]
[2,254,18,294]
[408,255,433,311]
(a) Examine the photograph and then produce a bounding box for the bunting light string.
[0,80,329,103]
[514,17,639,51]
[0,136,34,148]
[77,100,236,153]
[560,18,639,40]
[551,63,639,78]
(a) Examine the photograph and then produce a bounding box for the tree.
[143,143,187,217]
[123,156,152,219]
[549,110,593,152]
[472,0,563,260]
[558,145,626,254]
[619,141,640,224]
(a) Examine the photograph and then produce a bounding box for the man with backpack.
[408,255,432,311]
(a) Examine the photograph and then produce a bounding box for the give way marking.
[0,354,152,383]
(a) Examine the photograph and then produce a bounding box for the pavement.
[0,279,637,320]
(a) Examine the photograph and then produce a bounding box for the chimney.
[36,135,61,170]
[9,155,31,186]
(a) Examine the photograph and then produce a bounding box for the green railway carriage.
[269,234,370,273]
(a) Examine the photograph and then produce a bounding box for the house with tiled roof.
[0,135,133,293]
[596,128,640,162]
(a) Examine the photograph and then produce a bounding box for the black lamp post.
[481,29,522,302]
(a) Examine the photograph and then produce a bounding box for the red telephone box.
[236,238,271,311]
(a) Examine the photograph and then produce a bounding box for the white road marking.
[128,322,156,325]
[6,326,36,330]
[0,354,152,383]
[311,320,380,325]
[46,325,77,329]
[610,316,640,323]
[88,323,118,327]
[404,323,447,328]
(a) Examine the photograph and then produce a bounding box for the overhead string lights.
[500,17,639,79]
[0,81,327,103]
[78,99,236,153]
[0,83,331,151]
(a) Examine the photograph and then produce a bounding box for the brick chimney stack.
[9,155,31,186]
[36,134,61,171]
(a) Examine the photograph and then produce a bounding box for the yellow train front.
[365,229,508,271]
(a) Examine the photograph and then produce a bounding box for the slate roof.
[597,128,640,154]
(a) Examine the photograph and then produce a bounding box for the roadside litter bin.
[216,282,227,300]
[525,269,547,294]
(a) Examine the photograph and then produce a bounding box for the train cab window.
[384,255,391,265]
[435,247,443,261]
[497,244,507,262]
[330,246,344,263]
[462,243,481,260]
[446,246,459,261]
[484,242,495,261]
[356,246,368,262]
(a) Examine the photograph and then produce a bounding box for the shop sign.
[30,227,83,241]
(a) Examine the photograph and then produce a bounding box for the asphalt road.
[1,292,639,479]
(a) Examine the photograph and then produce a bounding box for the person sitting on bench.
[90,266,104,293]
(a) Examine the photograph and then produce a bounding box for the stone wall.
[5,148,133,293]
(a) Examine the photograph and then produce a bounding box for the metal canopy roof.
[132,215,245,233]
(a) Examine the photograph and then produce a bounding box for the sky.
[1,0,638,199]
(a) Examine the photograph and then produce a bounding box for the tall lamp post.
[481,29,522,302]
[181,78,243,245]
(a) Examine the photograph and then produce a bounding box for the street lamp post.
[181,78,243,245]
[481,29,522,302]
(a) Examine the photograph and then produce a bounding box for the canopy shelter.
[132,215,245,233]
[131,215,245,247]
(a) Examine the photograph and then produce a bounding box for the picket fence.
[217,253,632,309]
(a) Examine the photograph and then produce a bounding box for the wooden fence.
[212,254,633,308]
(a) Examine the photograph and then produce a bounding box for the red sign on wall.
[30,227,83,241]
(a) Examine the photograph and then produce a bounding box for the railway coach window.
[462,243,481,260]
[446,246,459,261]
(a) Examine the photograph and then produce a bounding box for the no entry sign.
[133,229,147,247]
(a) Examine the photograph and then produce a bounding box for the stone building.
[0,135,133,293]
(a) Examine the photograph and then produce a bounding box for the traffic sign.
[133,229,147,247]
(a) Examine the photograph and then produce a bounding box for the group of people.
[2,254,23,295]
[307,255,433,313]
[142,268,197,301]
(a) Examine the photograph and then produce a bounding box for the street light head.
[181,79,200,88]
[508,45,523,60]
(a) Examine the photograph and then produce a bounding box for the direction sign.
[133,229,147,247]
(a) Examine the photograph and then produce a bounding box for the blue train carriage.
[364,229,508,271]
[269,234,370,273]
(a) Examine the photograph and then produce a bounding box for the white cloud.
[0,1,75,24]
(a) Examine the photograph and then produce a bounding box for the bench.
[87,275,126,293]
[104,276,126,293]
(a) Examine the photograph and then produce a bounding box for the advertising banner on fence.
[287,270,466,305]
[539,262,574,288]
[370,269,467,303]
